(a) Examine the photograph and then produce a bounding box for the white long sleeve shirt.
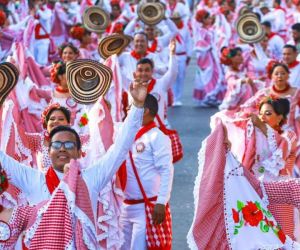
[125,127,173,205]
[0,105,143,218]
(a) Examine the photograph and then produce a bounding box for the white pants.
[33,39,50,66]
[120,204,147,250]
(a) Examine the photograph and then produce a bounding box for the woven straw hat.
[66,59,112,104]
[83,6,110,34]
[137,2,165,25]
[0,62,19,105]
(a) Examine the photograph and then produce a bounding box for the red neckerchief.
[130,50,148,60]
[45,167,60,194]
[275,6,286,13]
[147,78,156,93]
[147,38,158,53]
[288,60,300,69]
[35,23,50,40]
[135,121,156,141]
[55,86,69,93]
[268,32,277,39]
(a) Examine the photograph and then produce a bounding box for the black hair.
[253,12,261,21]
[259,98,290,126]
[274,0,281,5]
[137,58,154,69]
[144,94,158,117]
[269,62,289,76]
[261,21,271,28]
[59,42,79,57]
[134,31,148,41]
[283,44,297,52]
[49,126,81,150]
[45,106,71,127]
[292,23,300,32]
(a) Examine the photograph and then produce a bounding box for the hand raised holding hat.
[130,73,148,108]
[169,38,176,55]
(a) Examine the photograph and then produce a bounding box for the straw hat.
[0,62,19,105]
[66,59,112,104]
[236,13,265,43]
[83,6,110,34]
[98,34,132,59]
[137,2,165,25]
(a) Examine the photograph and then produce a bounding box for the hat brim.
[236,13,265,43]
[137,2,165,25]
[0,62,19,105]
[66,59,112,104]
[98,34,132,59]
[83,6,110,34]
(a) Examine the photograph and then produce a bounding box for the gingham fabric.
[156,115,183,163]
[145,202,172,250]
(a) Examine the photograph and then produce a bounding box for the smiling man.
[0,78,148,208]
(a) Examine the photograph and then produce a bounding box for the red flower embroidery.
[79,113,89,127]
[242,201,263,227]
[232,208,239,223]
[277,229,286,244]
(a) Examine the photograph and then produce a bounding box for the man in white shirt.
[261,21,284,60]
[120,94,174,250]
[0,79,147,214]
[282,44,300,88]
[287,23,300,56]
[128,42,178,123]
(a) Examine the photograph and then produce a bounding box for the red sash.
[131,50,148,60]
[268,32,277,39]
[35,23,50,40]
[118,121,157,190]
[45,167,60,194]
[148,39,158,53]
[147,79,156,93]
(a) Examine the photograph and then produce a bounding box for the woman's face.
[259,103,283,129]
[46,110,69,132]
[271,66,289,87]
[231,50,243,66]
[62,47,78,62]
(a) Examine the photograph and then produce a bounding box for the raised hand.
[130,73,148,108]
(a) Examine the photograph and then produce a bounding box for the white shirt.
[0,105,143,219]
[268,34,284,60]
[288,63,300,88]
[125,127,173,205]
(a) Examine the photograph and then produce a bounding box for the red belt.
[124,196,157,205]
[176,52,186,56]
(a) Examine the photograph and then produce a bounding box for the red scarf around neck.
[268,32,277,39]
[131,50,148,60]
[288,60,300,69]
[147,79,156,93]
[147,38,158,53]
[45,167,60,194]
[135,121,157,141]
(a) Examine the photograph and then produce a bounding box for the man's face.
[145,25,155,40]
[135,63,153,82]
[49,131,81,172]
[133,34,148,54]
[292,30,300,42]
[282,48,297,64]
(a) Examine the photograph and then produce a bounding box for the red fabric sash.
[147,79,156,93]
[131,50,148,60]
[45,167,60,194]
[35,23,50,40]
[288,60,300,69]
[118,121,156,191]
[148,39,158,53]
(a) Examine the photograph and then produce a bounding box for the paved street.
[168,58,218,249]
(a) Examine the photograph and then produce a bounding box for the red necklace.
[55,86,69,93]
[272,84,290,93]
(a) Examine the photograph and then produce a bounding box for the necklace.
[272,84,290,94]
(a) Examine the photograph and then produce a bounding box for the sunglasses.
[50,141,76,150]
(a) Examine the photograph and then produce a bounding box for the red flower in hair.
[110,0,120,6]
[41,103,61,129]
[0,164,9,195]
[0,10,6,27]
[0,0,9,5]
[50,61,63,84]
[293,0,300,6]
[70,25,85,41]
[220,47,232,66]
[219,6,230,15]
[195,9,209,23]
[266,60,279,79]
[113,22,123,33]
